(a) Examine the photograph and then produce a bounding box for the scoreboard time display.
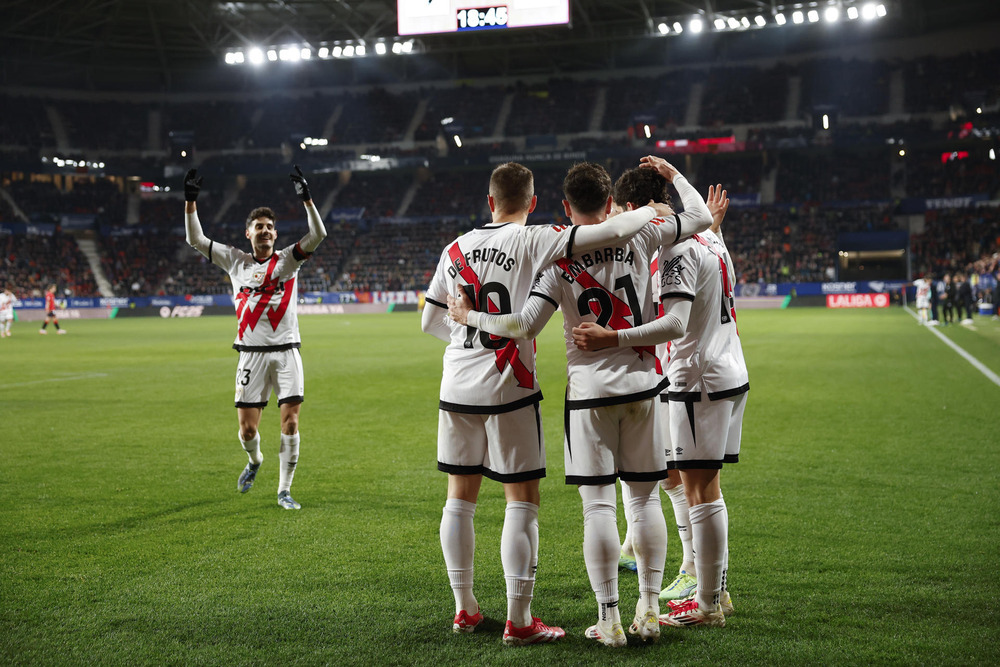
[398,0,570,36]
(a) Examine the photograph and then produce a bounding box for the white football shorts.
[564,398,668,485]
[437,403,545,483]
[234,349,304,408]
[666,391,747,469]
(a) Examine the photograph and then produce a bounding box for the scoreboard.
[398,0,570,35]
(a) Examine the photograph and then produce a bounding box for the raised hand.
[639,155,680,182]
[706,183,729,230]
[184,169,203,202]
[289,165,312,202]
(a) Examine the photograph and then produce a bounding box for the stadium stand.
[2,48,999,299]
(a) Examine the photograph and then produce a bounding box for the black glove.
[289,165,312,202]
[184,169,203,202]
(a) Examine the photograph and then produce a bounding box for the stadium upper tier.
[1,50,998,299]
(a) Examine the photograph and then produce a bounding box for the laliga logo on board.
[826,293,890,308]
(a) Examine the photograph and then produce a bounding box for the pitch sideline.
[904,307,1000,389]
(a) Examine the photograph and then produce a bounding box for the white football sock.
[239,431,263,466]
[664,483,695,572]
[580,485,620,623]
[278,432,299,493]
[441,498,478,614]
[689,497,728,611]
[624,480,666,613]
[620,481,635,557]
[501,501,538,627]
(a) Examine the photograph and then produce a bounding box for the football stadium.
[2,0,999,664]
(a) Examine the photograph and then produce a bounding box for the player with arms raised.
[183,166,327,510]
[447,158,712,646]
[573,172,748,629]
[422,161,676,645]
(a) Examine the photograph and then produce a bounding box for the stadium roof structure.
[2,0,999,92]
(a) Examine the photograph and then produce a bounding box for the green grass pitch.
[2,307,998,665]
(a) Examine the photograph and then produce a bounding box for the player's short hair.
[613,167,672,210]
[489,162,534,214]
[246,207,277,228]
[563,162,612,215]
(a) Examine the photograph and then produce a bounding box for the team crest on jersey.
[251,269,266,285]
[660,256,686,287]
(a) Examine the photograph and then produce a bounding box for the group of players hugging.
[182,155,747,647]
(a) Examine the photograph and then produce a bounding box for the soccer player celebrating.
[39,284,66,334]
[0,286,15,337]
[446,158,712,647]
[573,170,748,629]
[422,161,676,646]
[183,166,327,510]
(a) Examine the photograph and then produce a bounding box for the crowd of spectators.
[2,50,1000,302]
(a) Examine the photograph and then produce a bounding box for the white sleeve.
[468,294,557,340]
[616,298,692,347]
[298,201,327,253]
[421,300,453,343]
[185,210,212,258]
[571,205,657,254]
[659,175,712,243]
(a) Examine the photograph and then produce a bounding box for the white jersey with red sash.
[424,221,583,413]
[659,229,749,399]
[211,242,307,351]
[531,220,673,408]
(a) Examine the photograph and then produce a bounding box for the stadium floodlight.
[356,44,366,56]
[403,40,414,52]
[714,18,727,30]
[332,46,343,57]
[318,46,329,58]
[673,21,683,33]
[861,3,877,20]
[822,114,830,130]
[755,15,767,26]
[225,52,237,65]
[990,148,996,161]
[657,22,669,34]
[375,41,387,55]
[727,17,740,29]
[690,17,703,33]
[876,4,887,17]
[898,149,906,157]
[392,41,403,54]
[825,7,839,22]
[775,12,786,25]
[977,107,983,114]
[344,45,355,57]
[249,48,265,65]
[267,49,278,62]
[453,135,462,148]
[643,124,652,139]
[741,16,750,28]
[847,6,859,19]
[792,10,804,24]
[300,48,310,59]
[807,10,819,23]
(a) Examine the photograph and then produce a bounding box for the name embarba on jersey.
[533,220,674,407]
[211,243,308,351]
[659,229,749,399]
[425,221,582,413]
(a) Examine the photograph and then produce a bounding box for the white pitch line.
[904,307,1000,388]
[0,372,109,389]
